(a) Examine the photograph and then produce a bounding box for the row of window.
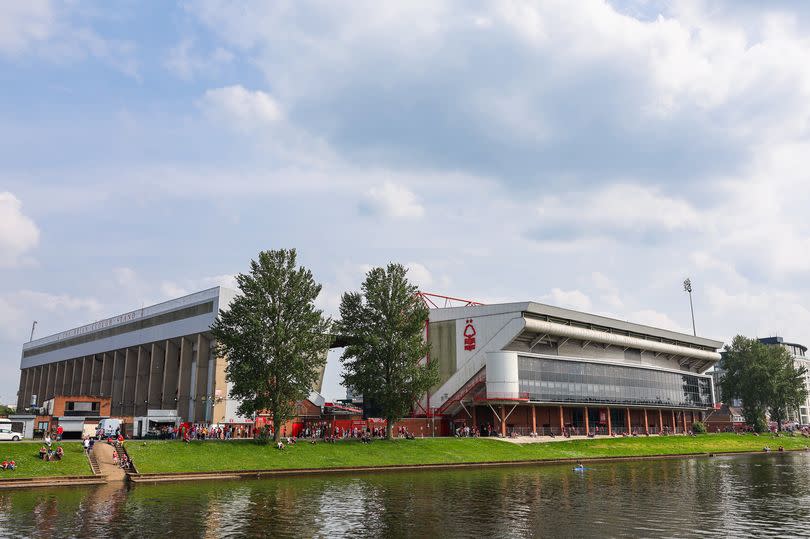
[517,356,713,408]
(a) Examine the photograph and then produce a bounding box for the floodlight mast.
[683,278,696,336]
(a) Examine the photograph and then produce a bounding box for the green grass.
[0,442,93,479]
[125,433,810,474]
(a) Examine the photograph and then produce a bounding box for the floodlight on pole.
[683,278,696,336]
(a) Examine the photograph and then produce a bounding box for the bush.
[692,421,707,434]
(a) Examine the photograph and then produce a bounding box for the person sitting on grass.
[277,441,285,450]
[7,459,15,471]
[112,451,118,465]
[39,446,47,460]
[55,446,64,461]
[1,459,7,470]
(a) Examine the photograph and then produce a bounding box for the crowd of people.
[155,423,255,441]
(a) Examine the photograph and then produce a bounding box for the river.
[1,452,809,538]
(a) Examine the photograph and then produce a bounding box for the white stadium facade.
[14,288,724,437]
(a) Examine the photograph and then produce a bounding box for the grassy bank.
[0,442,93,480]
[125,433,810,474]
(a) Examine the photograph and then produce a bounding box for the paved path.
[93,442,126,482]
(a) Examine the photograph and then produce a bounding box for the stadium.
[13,288,723,438]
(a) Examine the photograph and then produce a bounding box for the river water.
[1,452,809,538]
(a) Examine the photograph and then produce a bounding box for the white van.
[97,418,122,438]
[0,420,22,441]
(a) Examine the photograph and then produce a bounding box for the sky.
[4,0,810,404]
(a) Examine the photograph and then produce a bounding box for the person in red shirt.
[56,425,64,441]
[1,460,7,470]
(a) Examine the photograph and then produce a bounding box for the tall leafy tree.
[720,335,808,432]
[338,263,437,439]
[768,349,809,431]
[211,249,330,443]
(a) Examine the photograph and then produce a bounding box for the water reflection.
[1,452,809,538]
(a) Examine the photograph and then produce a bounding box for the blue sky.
[4,0,810,404]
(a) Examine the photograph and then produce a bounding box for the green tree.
[720,336,808,432]
[337,263,437,439]
[211,249,331,443]
[768,350,809,431]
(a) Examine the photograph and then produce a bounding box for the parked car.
[0,425,22,441]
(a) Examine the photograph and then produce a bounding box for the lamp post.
[683,278,696,336]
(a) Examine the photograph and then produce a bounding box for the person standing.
[56,425,64,441]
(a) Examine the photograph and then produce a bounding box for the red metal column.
[682,411,687,433]
[658,409,663,433]
[500,404,506,437]
[559,406,565,434]
[531,405,537,435]
[643,409,649,435]
[472,405,477,429]
[672,410,676,433]
[626,408,632,434]
[607,407,612,435]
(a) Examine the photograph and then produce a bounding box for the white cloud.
[405,262,433,288]
[165,38,233,80]
[0,192,40,267]
[160,274,238,298]
[0,1,137,77]
[0,290,103,342]
[361,182,425,219]
[627,309,688,334]
[536,183,699,239]
[542,288,593,312]
[198,85,282,130]
[0,1,53,55]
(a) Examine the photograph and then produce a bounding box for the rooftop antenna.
[683,278,696,336]
[29,320,37,342]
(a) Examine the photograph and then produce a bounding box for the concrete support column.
[644,409,649,434]
[123,348,138,416]
[626,408,632,433]
[500,404,506,437]
[37,365,47,406]
[148,342,164,410]
[81,356,92,395]
[54,362,63,397]
[177,337,193,420]
[111,350,123,416]
[16,369,28,410]
[134,346,150,416]
[584,406,590,434]
[162,340,180,410]
[91,354,104,395]
[88,355,98,395]
[607,407,612,435]
[194,334,211,422]
[531,405,537,435]
[44,363,54,401]
[100,353,112,397]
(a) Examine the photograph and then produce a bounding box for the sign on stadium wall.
[463,319,477,351]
